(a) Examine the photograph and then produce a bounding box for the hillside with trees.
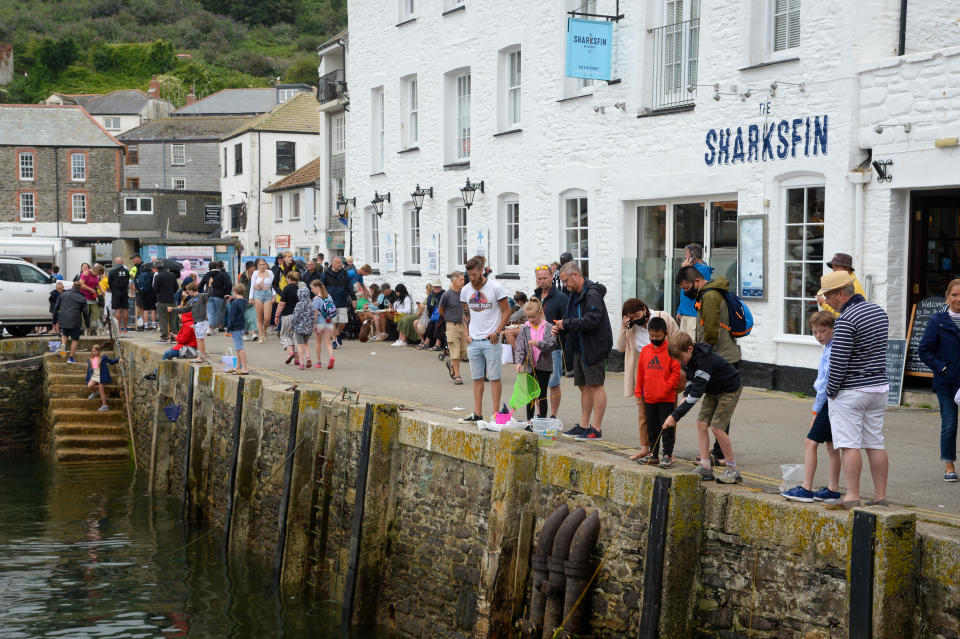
[0,0,345,105]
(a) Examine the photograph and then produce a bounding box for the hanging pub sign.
[565,18,613,81]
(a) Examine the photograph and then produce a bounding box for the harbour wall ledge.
[108,338,960,639]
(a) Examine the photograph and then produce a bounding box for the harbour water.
[0,455,386,638]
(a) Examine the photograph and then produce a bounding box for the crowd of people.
[43,245,960,501]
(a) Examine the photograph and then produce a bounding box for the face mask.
[683,287,698,300]
[650,338,665,347]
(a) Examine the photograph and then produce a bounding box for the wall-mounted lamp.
[769,81,806,98]
[411,184,433,212]
[336,192,356,218]
[874,122,912,134]
[593,105,605,114]
[371,190,390,217]
[614,102,626,111]
[460,178,484,209]
[872,159,894,183]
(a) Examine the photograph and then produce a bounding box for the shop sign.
[565,18,613,81]
[275,235,291,249]
[705,115,828,166]
[166,246,214,275]
[204,204,221,225]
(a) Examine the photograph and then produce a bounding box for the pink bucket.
[494,411,514,424]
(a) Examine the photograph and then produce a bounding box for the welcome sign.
[565,18,613,81]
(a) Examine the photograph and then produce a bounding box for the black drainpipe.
[898,0,907,56]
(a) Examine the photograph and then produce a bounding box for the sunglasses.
[535,265,551,272]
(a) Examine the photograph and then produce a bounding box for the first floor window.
[223,148,228,177]
[452,206,468,266]
[564,195,589,278]
[230,204,244,231]
[178,200,187,216]
[126,145,139,166]
[104,117,120,130]
[276,141,296,174]
[372,87,385,172]
[291,193,301,220]
[773,0,801,52]
[70,153,86,181]
[507,49,521,128]
[456,72,471,160]
[783,185,825,336]
[369,210,380,263]
[126,177,140,189]
[172,177,186,190]
[19,193,35,221]
[171,144,185,166]
[504,200,520,268]
[71,193,87,222]
[332,113,346,154]
[124,197,153,214]
[400,0,416,20]
[276,195,284,221]
[19,152,34,181]
[234,143,243,174]
[409,208,421,265]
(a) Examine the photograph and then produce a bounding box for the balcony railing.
[650,18,700,110]
[318,68,346,103]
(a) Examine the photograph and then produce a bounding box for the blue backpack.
[703,289,754,338]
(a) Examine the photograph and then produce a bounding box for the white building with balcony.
[345,0,960,390]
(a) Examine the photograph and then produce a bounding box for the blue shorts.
[253,289,273,303]
[807,402,833,443]
[231,331,245,352]
[548,350,563,387]
[467,339,502,381]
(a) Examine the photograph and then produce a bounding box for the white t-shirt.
[460,278,508,340]
[393,296,413,314]
[633,326,650,352]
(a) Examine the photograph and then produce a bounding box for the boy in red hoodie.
[634,317,681,467]
[162,311,198,360]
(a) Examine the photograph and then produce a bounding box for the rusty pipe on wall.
[541,506,586,639]
[560,510,601,636]
[517,503,569,637]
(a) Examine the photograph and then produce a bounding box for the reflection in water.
[0,455,382,639]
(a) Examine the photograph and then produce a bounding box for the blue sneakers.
[813,487,843,504]
[780,485,815,503]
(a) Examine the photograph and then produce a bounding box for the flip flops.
[453,376,463,385]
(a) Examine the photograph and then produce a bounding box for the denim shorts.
[467,339,502,381]
[548,350,563,387]
[253,289,273,303]
[231,331,245,352]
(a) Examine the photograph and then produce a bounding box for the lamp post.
[460,178,484,209]
[371,191,390,217]
[411,184,433,212]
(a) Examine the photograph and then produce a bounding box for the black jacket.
[54,289,90,330]
[562,280,613,366]
[670,343,742,422]
[107,264,130,293]
[918,309,960,393]
[153,269,179,303]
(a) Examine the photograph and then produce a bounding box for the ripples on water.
[0,455,389,639]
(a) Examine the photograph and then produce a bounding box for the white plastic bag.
[779,464,805,492]
[500,343,513,365]
[222,346,237,372]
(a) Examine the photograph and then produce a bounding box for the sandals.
[629,448,652,462]
[190,358,205,363]
[453,376,463,385]
[284,353,296,364]
[445,360,455,380]
[416,343,429,350]
[430,345,443,351]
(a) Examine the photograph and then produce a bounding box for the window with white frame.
[773,0,800,52]
[71,193,87,222]
[278,88,299,103]
[503,198,520,269]
[172,177,186,190]
[450,205,468,267]
[332,113,346,155]
[368,208,381,264]
[19,193,35,221]
[507,49,521,128]
[455,72,471,160]
[291,192,301,220]
[223,148,228,177]
[651,0,700,109]
[399,0,416,21]
[125,197,153,214]
[276,141,296,174]
[171,144,186,166]
[371,87,385,172]
[234,143,243,175]
[19,152,34,181]
[103,117,120,130]
[178,200,187,216]
[70,153,86,181]
[275,195,284,222]
[783,184,825,336]
[563,193,589,278]
[408,207,421,266]
[401,76,418,149]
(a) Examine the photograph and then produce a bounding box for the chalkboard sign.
[905,296,946,377]
[886,339,907,406]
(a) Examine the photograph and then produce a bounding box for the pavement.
[119,327,960,529]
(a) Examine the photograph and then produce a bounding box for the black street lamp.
[460,178,484,209]
[411,184,433,212]
[371,191,390,217]
[336,192,356,218]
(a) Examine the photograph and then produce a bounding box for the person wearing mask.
[676,243,713,339]
[533,264,569,418]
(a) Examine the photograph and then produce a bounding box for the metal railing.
[318,68,346,103]
[649,18,700,110]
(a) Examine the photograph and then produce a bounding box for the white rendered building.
[345,0,960,387]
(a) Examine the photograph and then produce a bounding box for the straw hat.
[817,271,856,296]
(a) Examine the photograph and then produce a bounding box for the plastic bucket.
[494,411,514,425]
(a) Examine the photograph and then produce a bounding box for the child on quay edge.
[663,332,743,484]
[781,312,843,504]
[225,283,250,375]
[86,343,120,412]
[162,311,198,361]
[634,317,681,468]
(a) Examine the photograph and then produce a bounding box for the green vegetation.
[0,0,345,105]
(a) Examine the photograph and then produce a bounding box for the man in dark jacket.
[199,262,231,331]
[153,264,179,342]
[55,281,90,363]
[320,257,354,346]
[552,261,613,440]
[107,257,131,332]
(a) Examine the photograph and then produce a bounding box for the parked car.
[0,257,58,337]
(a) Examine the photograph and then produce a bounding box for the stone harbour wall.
[0,339,49,452]
[117,338,960,639]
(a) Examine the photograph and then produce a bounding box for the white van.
[0,257,58,337]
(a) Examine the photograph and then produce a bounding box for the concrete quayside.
[2,336,959,638]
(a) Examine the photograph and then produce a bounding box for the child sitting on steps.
[86,344,120,413]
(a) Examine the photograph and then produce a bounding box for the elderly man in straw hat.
[819,269,890,509]
[818,252,866,316]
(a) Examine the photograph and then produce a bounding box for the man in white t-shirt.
[459,256,511,422]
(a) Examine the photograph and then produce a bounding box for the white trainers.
[97,404,110,412]
[88,393,98,400]
[391,340,406,347]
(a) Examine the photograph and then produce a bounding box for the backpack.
[135,270,153,295]
[292,299,315,335]
[321,296,337,320]
[703,289,754,338]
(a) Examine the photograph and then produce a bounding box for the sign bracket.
[567,0,624,22]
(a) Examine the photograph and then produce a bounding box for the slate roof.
[0,105,123,147]
[223,93,320,141]
[83,89,154,115]
[118,116,253,142]
[264,157,323,192]
[172,88,280,116]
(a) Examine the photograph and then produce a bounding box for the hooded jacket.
[54,288,90,330]
[695,276,742,364]
[670,343,742,422]
[677,261,714,317]
[918,309,960,393]
[635,339,682,404]
[172,312,198,351]
[563,279,613,367]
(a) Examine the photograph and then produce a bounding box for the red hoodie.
[634,340,681,403]
[172,312,198,351]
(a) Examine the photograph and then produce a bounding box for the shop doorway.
[629,198,738,314]
[908,189,960,310]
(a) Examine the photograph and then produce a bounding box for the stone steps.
[47,383,122,398]
[56,447,130,463]
[49,397,125,410]
[54,422,129,437]
[55,434,129,450]
[51,407,125,424]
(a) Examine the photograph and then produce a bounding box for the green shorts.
[697,387,742,432]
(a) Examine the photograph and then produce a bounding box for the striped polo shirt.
[827,294,889,397]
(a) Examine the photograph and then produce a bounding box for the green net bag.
[509,372,541,412]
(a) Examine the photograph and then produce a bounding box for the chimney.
[185,81,196,106]
[147,75,160,96]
